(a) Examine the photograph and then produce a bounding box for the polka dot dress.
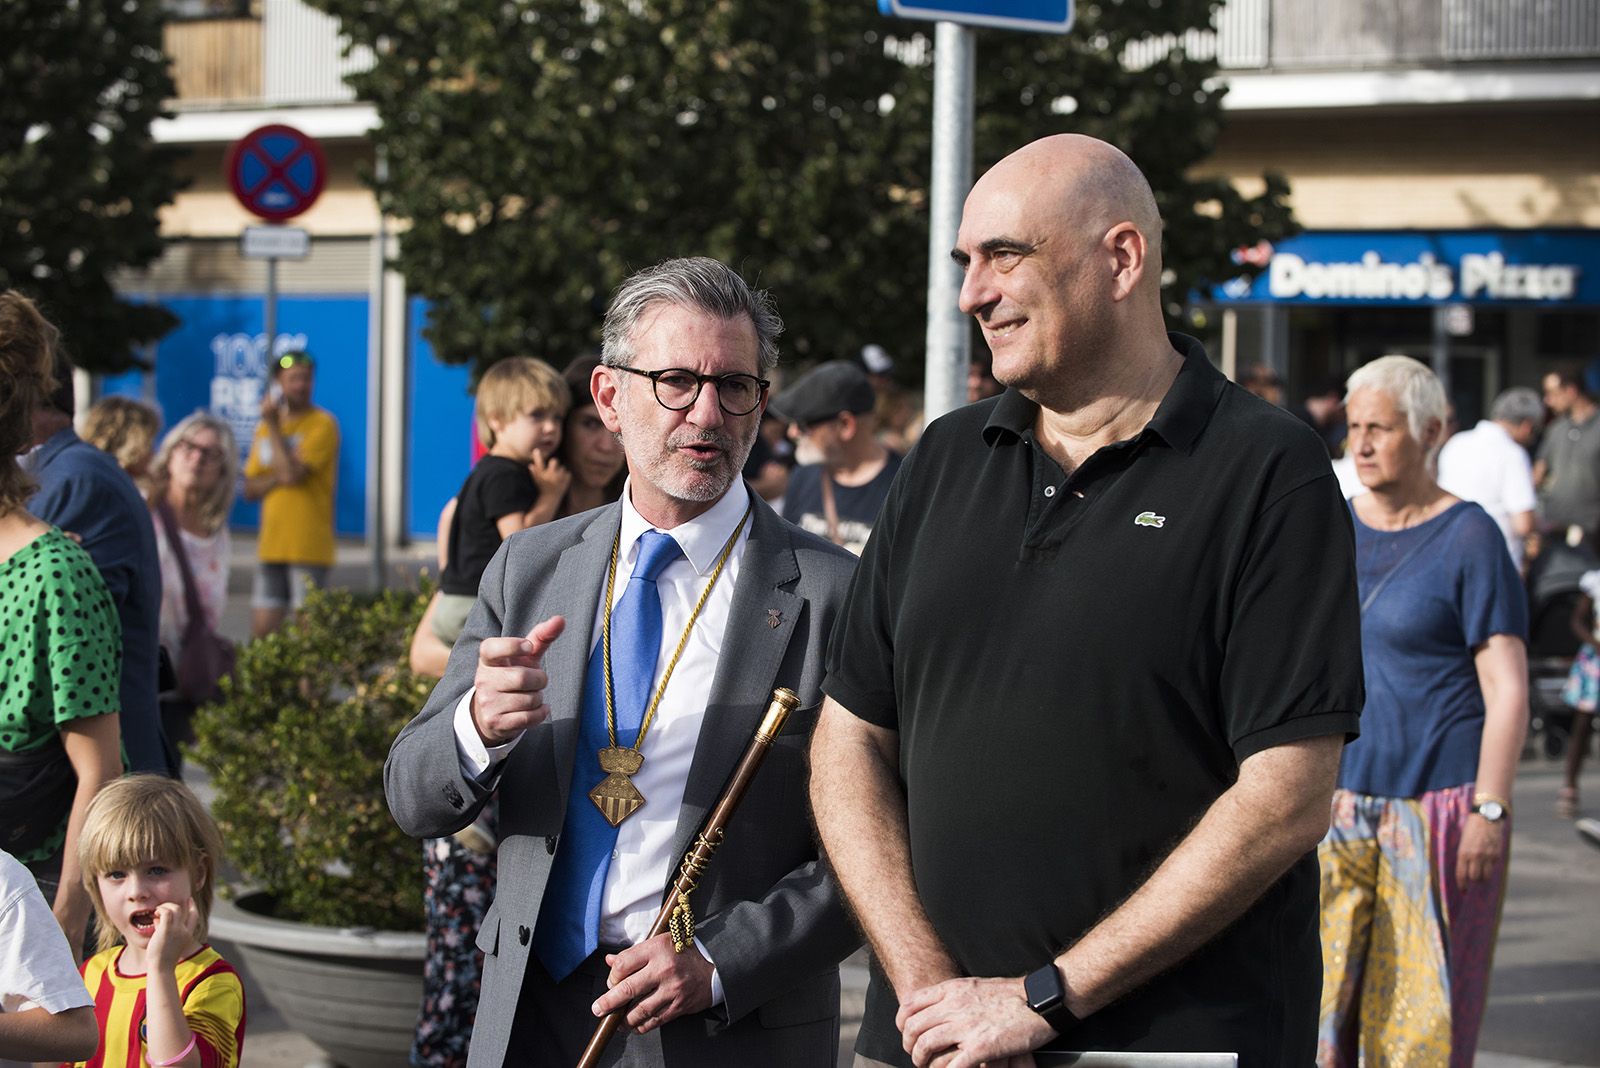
[0,527,122,862]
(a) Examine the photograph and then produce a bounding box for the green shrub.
[190,582,433,930]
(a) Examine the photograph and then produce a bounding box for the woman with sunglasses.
[148,413,240,771]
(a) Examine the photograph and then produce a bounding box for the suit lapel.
[542,506,620,807]
[670,497,803,863]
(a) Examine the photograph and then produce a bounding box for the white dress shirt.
[452,480,752,996]
[1437,419,1537,568]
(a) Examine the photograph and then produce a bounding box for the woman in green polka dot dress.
[0,290,125,949]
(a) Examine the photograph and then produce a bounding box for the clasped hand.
[896,976,1053,1068]
[471,615,565,746]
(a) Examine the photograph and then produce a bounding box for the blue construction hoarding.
[101,293,478,542]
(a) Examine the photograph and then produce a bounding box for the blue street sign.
[878,0,1074,34]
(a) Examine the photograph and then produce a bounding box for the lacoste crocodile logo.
[1134,511,1166,528]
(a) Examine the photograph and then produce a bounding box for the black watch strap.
[1023,962,1080,1035]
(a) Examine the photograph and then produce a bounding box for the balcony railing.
[263,0,371,105]
[1125,0,1600,71]
[163,0,371,107]
[163,17,262,103]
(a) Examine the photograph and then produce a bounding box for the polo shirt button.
[1044,485,1057,498]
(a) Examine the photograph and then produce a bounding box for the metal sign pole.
[264,255,279,366]
[922,21,977,426]
[366,147,389,590]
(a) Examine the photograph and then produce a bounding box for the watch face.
[1025,964,1064,1012]
[1476,800,1505,821]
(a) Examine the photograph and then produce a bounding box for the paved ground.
[211,539,1600,1066]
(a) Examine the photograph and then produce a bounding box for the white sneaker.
[1577,817,1600,851]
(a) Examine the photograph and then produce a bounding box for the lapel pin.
[767,609,783,629]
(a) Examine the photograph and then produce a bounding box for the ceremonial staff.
[575,686,801,1068]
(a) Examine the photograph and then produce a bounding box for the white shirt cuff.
[694,937,724,1007]
[452,687,523,780]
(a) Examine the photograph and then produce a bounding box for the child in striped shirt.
[71,776,243,1068]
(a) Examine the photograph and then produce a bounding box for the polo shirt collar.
[618,477,750,576]
[29,426,80,471]
[981,332,1223,457]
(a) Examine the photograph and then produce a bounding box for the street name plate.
[240,226,311,261]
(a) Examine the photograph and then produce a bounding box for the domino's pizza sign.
[225,124,327,222]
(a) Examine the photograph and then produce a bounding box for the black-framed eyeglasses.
[614,365,769,416]
[176,439,225,465]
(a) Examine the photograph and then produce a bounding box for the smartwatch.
[1023,962,1080,1035]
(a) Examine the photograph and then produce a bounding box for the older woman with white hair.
[147,411,240,770]
[1317,356,1529,1068]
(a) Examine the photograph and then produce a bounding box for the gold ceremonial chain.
[667,829,724,953]
[588,509,752,827]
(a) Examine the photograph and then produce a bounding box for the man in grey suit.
[387,257,860,1067]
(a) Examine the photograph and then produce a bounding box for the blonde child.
[73,776,244,1068]
[431,356,571,645]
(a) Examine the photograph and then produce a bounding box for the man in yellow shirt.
[243,351,339,637]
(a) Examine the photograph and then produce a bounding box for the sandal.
[1558,786,1579,820]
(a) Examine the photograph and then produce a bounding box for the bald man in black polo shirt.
[810,135,1365,1067]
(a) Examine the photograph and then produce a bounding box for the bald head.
[978,134,1162,279]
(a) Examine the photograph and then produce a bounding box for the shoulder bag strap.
[1360,506,1462,615]
[155,499,208,627]
[819,470,844,546]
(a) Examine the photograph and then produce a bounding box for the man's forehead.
[630,303,759,366]
[956,177,1051,250]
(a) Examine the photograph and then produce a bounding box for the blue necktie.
[532,529,684,981]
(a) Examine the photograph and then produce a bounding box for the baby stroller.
[1527,540,1598,758]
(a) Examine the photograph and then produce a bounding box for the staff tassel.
[575,686,802,1068]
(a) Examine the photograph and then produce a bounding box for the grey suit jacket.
[386,489,861,1067]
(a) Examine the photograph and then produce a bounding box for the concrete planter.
[210,890,424,1068]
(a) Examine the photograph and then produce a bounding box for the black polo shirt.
[824,334,1363,1066]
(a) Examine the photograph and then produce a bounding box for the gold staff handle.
[575,687,800,1068]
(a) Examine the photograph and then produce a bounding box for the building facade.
[1190,0,1600,425]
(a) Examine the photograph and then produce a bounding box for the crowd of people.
[0,131,1594,1068]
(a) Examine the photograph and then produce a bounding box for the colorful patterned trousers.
[1316,784,1509,1068]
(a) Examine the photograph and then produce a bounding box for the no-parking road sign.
[225,124,327,222]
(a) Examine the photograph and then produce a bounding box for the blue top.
[1338,500,1527,797]
[28,429,168,775]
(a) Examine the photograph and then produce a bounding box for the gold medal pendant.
[590,747,646,827]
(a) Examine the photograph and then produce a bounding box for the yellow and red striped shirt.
[72,944,245,1068]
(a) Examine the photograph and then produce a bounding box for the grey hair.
[1345,355,1449,449]
[600,257,782,375]
[148,410,240,535]
[1490,386,1544,426]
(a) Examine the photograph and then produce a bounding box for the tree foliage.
[0,0,184,373]
[314,0,1290,380]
